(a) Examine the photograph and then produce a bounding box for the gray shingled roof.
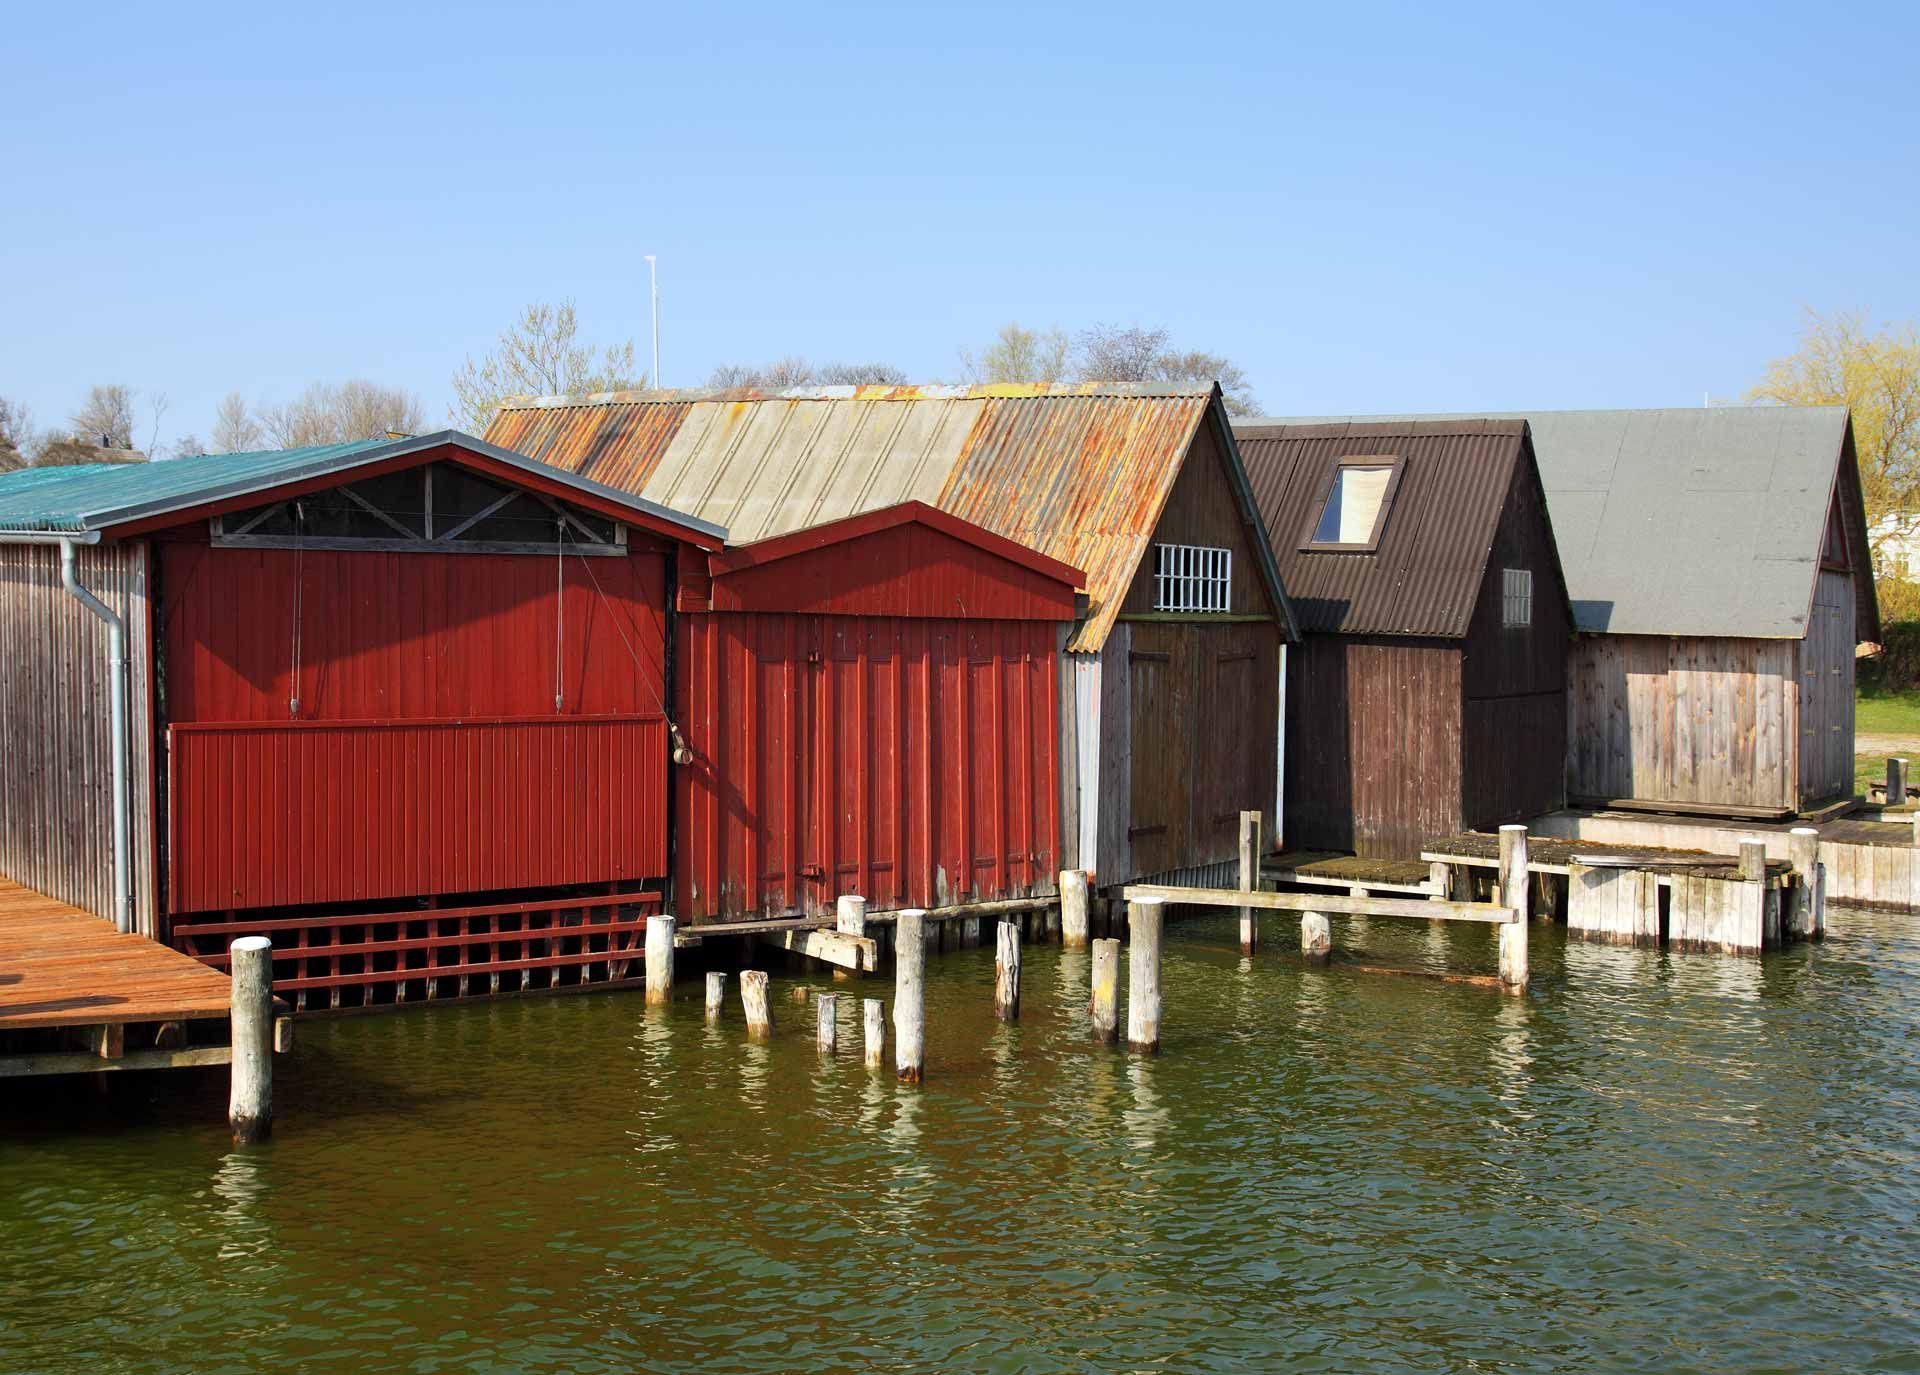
[1237,407,1858,639]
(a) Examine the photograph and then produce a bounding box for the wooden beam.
[757,928,877,973]
[0,1045,232,1079]
[1121,883,1517,924]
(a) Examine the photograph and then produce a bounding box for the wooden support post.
[1126,897,1164,1055]
[863,997,886,1068]
[894,909,926,1083]
[1300,912,1331,963]
[1090,938,1120,1044]
[1238,809,1261,955]
[1428,861,1450,903]
[228,936,274,1145]
[1497,825,1530,994]
[740,970,772,1039]
[836,894,867,935]
[1889,757,1909,807]
[1738,838,1768,882]
[994,920,1021,1020]
[816,992,837,1053]
[644,914,675,1004]
[1912,811,1920,846]
[1060,870,1090,949]
[1787,828,1818,940]
[705,971,727,1020]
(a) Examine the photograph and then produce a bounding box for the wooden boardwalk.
[0,878,232,1036]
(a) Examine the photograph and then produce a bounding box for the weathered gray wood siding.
[1567,632,1797,811]
[0,541,158,934]
[1798,568,1856,807]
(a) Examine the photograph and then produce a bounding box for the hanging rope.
[289,502,304,719]
[560,522,670,723]
[554,518,566,712]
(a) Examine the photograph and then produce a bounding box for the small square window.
[1303,455,1403,552]
[1153,544,1232,612]
[1502,568,1532,628]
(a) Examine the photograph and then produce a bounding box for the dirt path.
[1857,732,1920,757]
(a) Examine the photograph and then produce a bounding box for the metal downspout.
[59,538,133,934]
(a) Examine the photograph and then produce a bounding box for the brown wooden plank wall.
[1799,568,1856,807]
[1567,633,1797,811]
[1124,621,1280,876]
[1286,636,1463,857]
[1460,454,1569,826]
[0,541,158,936]
[1118,421,1273,619]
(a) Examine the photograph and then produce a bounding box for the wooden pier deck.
[0,878,238,1075]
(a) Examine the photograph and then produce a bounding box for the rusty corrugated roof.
[488,383,1287,651]
[1234,418,1535,638]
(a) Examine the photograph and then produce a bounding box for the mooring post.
[644,914,676,1004]
[894,909,927,1083]
[1060,869,1090,949]
[740,970,772,1039]
[705,970,727,1021]
[1238,810,1261,955]
[1787,828,1818,940]
[1126,897,1164,1055]
[1889,757,1910,807]
[836,894,867,935]
[1090,938,1120,1044]
[1738,838,1768,882]
[994,919,1022,1020]
[1497,825,1530,993]
[228,936,274,1145]
[1300,912,1331,964]
[816,992,837,1052]
[863,997,885,1068]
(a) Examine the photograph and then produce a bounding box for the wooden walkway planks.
[0,878,232,1030]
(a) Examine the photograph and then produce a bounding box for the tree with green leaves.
[452,300,645,430]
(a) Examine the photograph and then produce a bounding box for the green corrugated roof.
[0,431,727,542]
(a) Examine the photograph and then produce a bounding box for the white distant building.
[1870,512,1920,580]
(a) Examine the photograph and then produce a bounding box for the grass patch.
[1856,689,1920,735]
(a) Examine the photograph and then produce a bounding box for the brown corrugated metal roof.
[487,383,1290,652]
[1235,418,1531,638]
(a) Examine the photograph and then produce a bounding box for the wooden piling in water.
[836,894,867,935]
[863,997,885,1068]
[1090,938,1119,1044]
[816,993,837,1052]
[705,970,727,1020]
[740,970,772,1039]
[1126,897,1163,1055]
[1497,826,1530,993]
[229,936,274,1145]
[1889,757,1909,807]
[1060,870,1090,948]
[1738,838,1768,882]
[1238,810,1261,955]
[894,909,926,1083]
[645,914,675,1004]
[995,920,1021,1020]
[1788,828,1818,940]
[1300,912,1331,963]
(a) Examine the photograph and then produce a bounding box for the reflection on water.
[3,906,1918,1373]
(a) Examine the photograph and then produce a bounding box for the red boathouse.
[0,433,1083,1010]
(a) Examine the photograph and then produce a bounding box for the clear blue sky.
[5,0,1916,449]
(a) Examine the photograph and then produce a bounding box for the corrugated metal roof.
[1235,419,1532,637]
[1238,406,1857,638]
[488,384,1290,651]
[0,430,727,542]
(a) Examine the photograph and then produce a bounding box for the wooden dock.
[0,878,240,1076]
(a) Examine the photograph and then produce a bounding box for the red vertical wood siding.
[169,716,666,913]
[159,538,672,914]
[676,612,1061,919]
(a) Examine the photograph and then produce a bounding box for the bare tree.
[259,380,426,448]
[0,397,44,471]
[707,357,908,389]
[451,300,645,431]
[1076,324,1172,382]
[960,323,1071,385]
[70,384,138,448]
[212,391,264,454]
[169,433,206,460]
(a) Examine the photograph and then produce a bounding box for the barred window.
[1153,544,1232,612]
[1502,568,1533,628]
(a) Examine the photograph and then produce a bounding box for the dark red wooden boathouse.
[0,432,1083,1010]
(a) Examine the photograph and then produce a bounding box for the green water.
[3,910,1917,1374]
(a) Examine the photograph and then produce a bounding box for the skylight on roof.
[1305,456,1402,551]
